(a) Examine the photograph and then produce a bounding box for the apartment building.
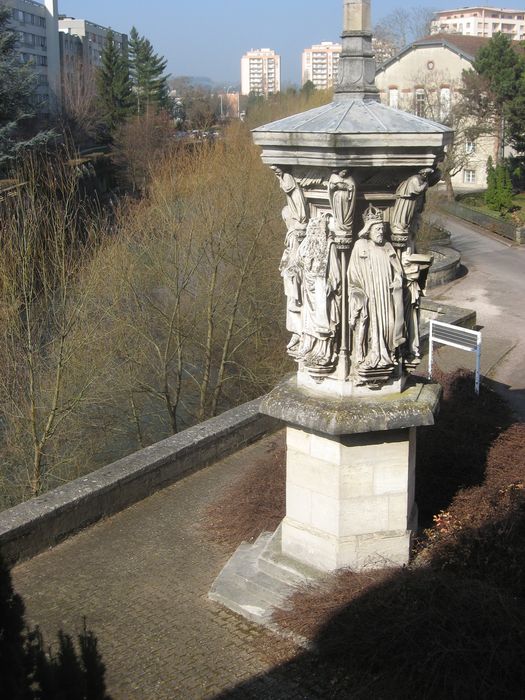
[4,0,61,113]
[3,1,128,115]
[241,48,281,96]
[59,17,127,74]
[59,16,127,107]
[431,6,525,40]
[302,41,341,89]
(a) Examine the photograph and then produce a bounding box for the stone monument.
[210,0,452,620]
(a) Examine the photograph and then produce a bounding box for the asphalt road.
[430,211,525,419]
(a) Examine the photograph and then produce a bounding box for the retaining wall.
[438,201,525,244]
[426,245,461,288]
[0,400,279,566]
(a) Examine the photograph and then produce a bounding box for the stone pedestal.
[283,426,417,571]
[261,375,441,572]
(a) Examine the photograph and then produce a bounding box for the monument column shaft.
[343,0,371,32]
[335,0,379,100]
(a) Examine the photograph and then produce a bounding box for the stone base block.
[260,374,441,436]
[281,518,412,571]
[297,367,406,398]
[280,423,421,572]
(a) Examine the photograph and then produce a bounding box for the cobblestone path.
[12,433,322,700]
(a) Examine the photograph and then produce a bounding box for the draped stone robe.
[328,171,356,235]
[348,237,405,369]
[297,224,341,367]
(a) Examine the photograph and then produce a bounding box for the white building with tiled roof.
[376,34,506,190]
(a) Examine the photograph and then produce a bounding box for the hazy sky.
[59,1,525,85]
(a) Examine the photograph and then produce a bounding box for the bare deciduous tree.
[397,69,495,198]
[92,123,288,444]
[0,155,112,503]
[112,111,177,194]
[60,59,100,143]
[374,7,435,52]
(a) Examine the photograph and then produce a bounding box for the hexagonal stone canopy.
[253,99,454,170]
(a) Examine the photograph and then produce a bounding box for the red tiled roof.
[414,33,525,59]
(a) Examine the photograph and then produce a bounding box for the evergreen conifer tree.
[464,33,525,156]
[96,30,132,134]
[485,156,514,214]
[485,156,497,209]
[495,161,514,213]
[129,27,171,115]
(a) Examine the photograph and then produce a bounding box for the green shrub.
[485,156,514,213]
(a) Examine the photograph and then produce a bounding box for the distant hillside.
[171,75,240,91]
[172,75,214,89]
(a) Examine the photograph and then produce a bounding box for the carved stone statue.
[348,207,405,379]
[389,168,434,252]
[279,206,304,356]
[401,251,433,363]
[328,168,356,236]
[271,167,309,229]
[295,214,341,375]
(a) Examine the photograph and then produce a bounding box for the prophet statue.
[389,168,434,252]
[271,167,309,229]
[295,214,341,374]
[328,168,356,236]
[348,207,405,372]
[401,250,433,363]
[279,206,304,357]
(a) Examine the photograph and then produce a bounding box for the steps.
[209,527,324,626]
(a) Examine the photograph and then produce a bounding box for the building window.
[463,169,476,184]
[415,88,425,117]
[440,87,451,121]
[465,139,476,154]
[388,88,399,109]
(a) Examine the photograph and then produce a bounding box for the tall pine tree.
[96,30,132,135]
[129,27,170,115]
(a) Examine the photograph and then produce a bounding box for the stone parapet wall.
[0,401,279,566]
[438,201,525,244]
[426,245,461,288]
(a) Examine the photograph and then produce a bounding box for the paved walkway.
[12,432,320,700]
[425,212,525,419]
